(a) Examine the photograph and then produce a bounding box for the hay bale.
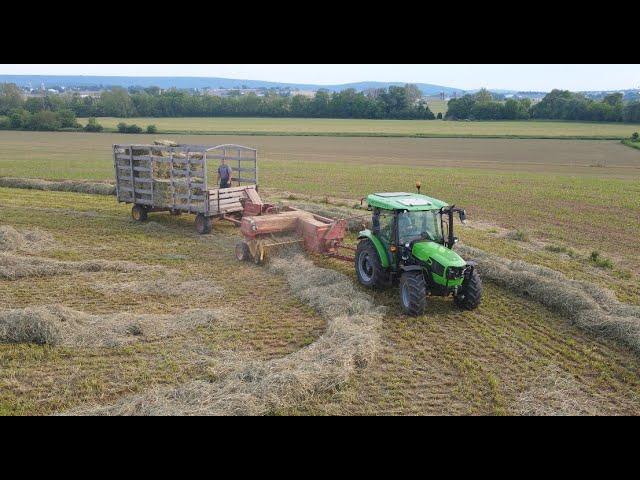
[64,253,384,416]
[153,139,178,147]
[0,305,222,348]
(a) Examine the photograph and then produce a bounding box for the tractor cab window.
[377,210,394,246]
[398,210,443,245]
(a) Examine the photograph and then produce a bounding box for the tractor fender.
[357,229,390,268]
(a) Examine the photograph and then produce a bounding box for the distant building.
[290,90,315,98]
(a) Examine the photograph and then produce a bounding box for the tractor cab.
[355,191,482,316]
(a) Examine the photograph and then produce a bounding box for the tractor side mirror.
[459,209,467,225]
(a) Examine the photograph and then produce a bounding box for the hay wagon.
[113,142,263,233]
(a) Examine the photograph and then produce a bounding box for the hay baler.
[235,208,352,264]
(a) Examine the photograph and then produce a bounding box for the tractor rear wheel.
[355,239,389,289]
[195,214,213,234]
[132,205,148,222]
[454,269,482,310]
[399,271,427,316]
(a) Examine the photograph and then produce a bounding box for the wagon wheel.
[132,205,148,222]
[195,214,213,234]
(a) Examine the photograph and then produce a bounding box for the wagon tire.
[132,205,148,222]
[355,239,390,289]
[399,271,427,317]
[454,269,482,310]
[195,214,212,234]
[235,241,252,262]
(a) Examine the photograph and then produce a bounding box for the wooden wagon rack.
[113,142,265,234]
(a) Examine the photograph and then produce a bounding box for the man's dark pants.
[220,180,230,189]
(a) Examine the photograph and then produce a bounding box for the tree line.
[447,88,640,122]
[0,83,435,121]
[2,82,640,128]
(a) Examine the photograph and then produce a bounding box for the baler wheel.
[235,241,252,262]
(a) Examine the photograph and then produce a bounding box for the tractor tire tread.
[454,269,482,310]
[355,239,390,289]
[400,271,427,316]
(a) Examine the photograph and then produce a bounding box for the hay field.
[79,117,639,139]
[2,187,640,415]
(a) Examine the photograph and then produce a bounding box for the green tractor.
[355,190,481,316]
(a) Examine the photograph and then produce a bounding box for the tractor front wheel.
[454,269,482,310]
[132,205,148,222]
[195,214,213,234]
[355,239,389,289]
[399,271,427,316]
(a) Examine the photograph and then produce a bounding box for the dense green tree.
[29,110,61,131]
[0,83,23,114]
[474,88,493,103]
[57,109,80,128]
[624,102,640,123]
[101,87,136,117]
[83,117,103,132]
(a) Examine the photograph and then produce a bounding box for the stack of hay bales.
[146,141,206,210]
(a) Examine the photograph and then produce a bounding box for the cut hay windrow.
[0,253,165,281]
[0,177,116,196]
[0,225,57,253]
[90,279,223,297]
[514,366,607,416]
[0,305,222,347]
[63,253,385,416]
[457,244,640,355]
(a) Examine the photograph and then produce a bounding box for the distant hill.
[0,75,465,96]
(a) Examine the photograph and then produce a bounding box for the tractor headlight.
[447,266,464,279]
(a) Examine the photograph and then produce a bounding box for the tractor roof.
[367,192,448,211]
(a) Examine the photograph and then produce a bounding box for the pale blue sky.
[1,64,638,91]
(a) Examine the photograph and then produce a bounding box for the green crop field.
[2,129,640,415]
[79,116,640,139]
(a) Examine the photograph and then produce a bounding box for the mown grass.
[0,187,326,415]
[78,117,640,139]
[3,187,640,415]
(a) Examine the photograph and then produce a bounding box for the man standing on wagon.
[217,158,233,189]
